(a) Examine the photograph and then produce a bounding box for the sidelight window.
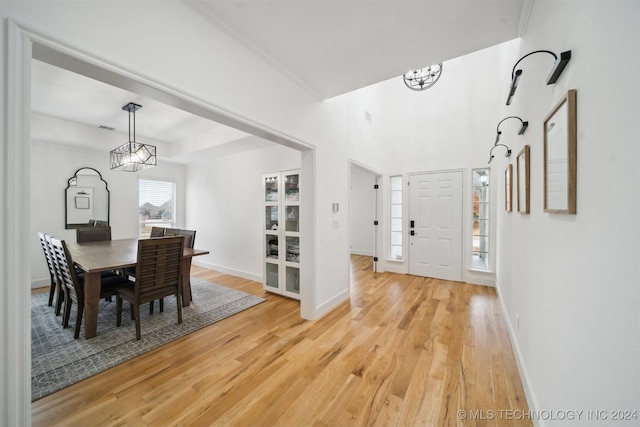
[390,175,403,260]
[471,169,490,270]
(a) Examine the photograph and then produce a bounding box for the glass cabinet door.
[263,170,301,300]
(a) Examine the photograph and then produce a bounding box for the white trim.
[315,290,349,320]
[494,282,541,427]
[350,249,374,257]
[3,19,33,427]
[517,0,535,38]
[181,0,324,101]
[192,260,262,283]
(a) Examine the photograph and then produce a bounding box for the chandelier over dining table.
[110,102,157,172]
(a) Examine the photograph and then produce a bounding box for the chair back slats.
[38,232,59,307]
[76,226,112,243]
[49,237,82,303]
[38,233,57,283]
[177,229,196,249]
[134,236,184,304]
[149,226,165,237]
[163,228,180,237]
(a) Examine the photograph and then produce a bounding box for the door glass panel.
[265,176,278,202]
[286,266,300,294]
[285,206,299,232]
[266,235,278,259]
[286,236,300,263]
[265,206,279,231]
[265,262,279,288]
[284,173,299,201]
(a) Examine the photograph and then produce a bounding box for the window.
[390,175,403,260]
[139,179,176,238]
[472,169,490,270]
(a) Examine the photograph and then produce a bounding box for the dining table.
[66,237,209,339]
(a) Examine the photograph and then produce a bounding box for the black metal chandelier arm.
[511,50,558,79]
[496,116,525,133]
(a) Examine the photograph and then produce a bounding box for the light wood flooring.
[32,255,531,426]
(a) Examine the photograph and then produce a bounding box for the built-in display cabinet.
[263,170,301,300]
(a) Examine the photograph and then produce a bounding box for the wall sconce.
[506,50,571,105]
[488,144,511,164]
[488,116,528,164]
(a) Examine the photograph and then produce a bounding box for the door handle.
[410,230,416,236]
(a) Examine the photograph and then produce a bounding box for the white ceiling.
[30,0,528,161]
[185,0,528,98]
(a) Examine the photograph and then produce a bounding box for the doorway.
[408,170,463,281]
[349,162,382,272]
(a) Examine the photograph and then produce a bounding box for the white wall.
[185,141,300,281]
[494,2,640,425]
[30,139,186,288]
[350,165,376,256]
[334,39,520,285]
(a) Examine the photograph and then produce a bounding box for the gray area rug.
[31,277,265,401]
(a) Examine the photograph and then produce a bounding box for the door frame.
[348,160,383,272]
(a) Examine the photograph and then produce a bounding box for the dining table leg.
[83,271,101,338]
[181,258,192,307]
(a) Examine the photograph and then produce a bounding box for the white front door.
[408,171,463,281]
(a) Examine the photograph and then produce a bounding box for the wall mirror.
[65,167,110,229]
[544,89,577,214]
[517,145,530,214]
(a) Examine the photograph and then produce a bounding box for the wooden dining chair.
[149,229,196,313]
[38,232,63,314]
[150,226,165,237]
[49,237,128,338]
[76,226,111,243]
[179,229,196,303]
[116,236,185,340]
[163,228,179,236]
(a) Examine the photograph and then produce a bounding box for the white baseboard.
[350,249,374,256]
[494,283,542,427]
[465,271,496,287]
[192,259,262,283]
[315,289,349,319]
[31,277,50,290]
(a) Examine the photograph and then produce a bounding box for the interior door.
[408,171,463,281]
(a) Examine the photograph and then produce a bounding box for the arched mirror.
[65,167,110,229]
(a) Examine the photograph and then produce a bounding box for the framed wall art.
[544,89,577,214]
[505,164,513,212]
[517,145,530,214]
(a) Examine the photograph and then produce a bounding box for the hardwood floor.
[32,256,531,426]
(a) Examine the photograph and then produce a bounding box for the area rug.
[31,277,265,401]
